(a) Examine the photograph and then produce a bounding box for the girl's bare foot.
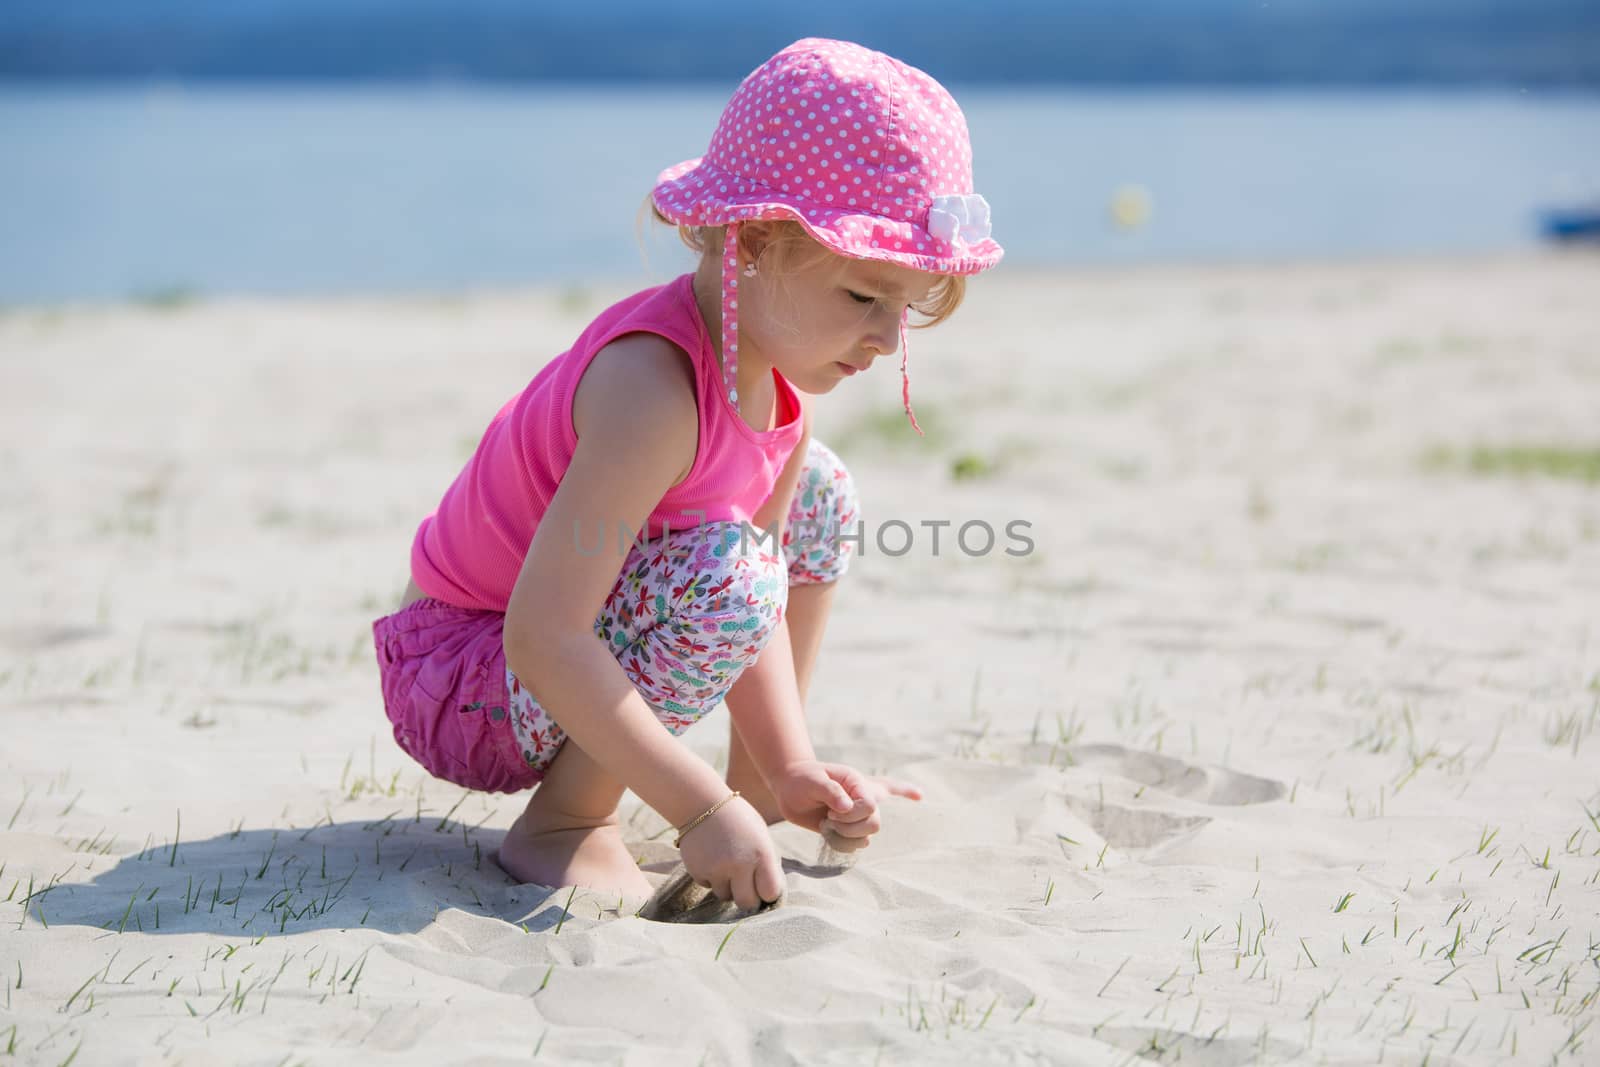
[495,813,655,901]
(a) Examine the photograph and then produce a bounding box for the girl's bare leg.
[495,736,655,899]
[391,576,649,896]
[726,581,836,823]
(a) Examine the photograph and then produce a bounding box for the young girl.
[371,38,1003,911]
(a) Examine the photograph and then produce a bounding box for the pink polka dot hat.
[651,37,1003,435]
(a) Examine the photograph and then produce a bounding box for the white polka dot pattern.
[652,37,1003,275]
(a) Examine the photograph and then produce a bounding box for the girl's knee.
[660,523,788,648]
[784,437,860,585]
[609,521,787,726]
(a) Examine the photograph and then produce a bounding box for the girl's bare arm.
[722,392,816,781]
[503,333,729,831]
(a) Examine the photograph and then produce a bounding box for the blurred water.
[1,82,1598,303]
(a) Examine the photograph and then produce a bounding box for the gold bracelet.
[672,791,740,849]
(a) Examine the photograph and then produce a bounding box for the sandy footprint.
[1071,801,1213,851]
[1066,743,1288,806]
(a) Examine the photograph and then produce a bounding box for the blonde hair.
[642,197,967,329]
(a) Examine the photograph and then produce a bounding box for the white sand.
[2,252,1598,1065]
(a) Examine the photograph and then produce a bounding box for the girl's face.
[738,244,939,395]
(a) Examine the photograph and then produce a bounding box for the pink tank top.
[411,273,805,612]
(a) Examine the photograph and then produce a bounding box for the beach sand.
[2,252,1597,1064]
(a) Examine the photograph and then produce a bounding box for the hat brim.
[652,157,1003,276]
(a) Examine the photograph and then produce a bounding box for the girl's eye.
[845,290,877,305]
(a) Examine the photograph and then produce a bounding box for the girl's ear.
[738,220,779,264]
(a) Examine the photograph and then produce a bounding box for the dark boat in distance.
[1540,205,1600,242]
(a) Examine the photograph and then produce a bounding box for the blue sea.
[2,83,1598,304]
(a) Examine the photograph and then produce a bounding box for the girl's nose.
[863,314,899,356]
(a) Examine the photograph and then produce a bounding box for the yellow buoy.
[1110,184,1152,230]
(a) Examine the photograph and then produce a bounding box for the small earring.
[742,262,757,278]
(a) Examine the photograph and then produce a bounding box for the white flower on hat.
[927,193,992,249]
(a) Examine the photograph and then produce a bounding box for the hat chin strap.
[900,308,924,436]
[720,222,742,412]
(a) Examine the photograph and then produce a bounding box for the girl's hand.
[772,761,923,852]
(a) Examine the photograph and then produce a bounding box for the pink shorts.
[372,597,533,793]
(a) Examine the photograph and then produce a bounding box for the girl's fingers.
[824,763,871,804]
[802,767,853,813]
[857,775,922,803]
[879,777,923,801]
[732,869,762,913]
[828,798,873,825]
[828,784,854,812]
[823,809,882,840]
[755,847,786,905]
